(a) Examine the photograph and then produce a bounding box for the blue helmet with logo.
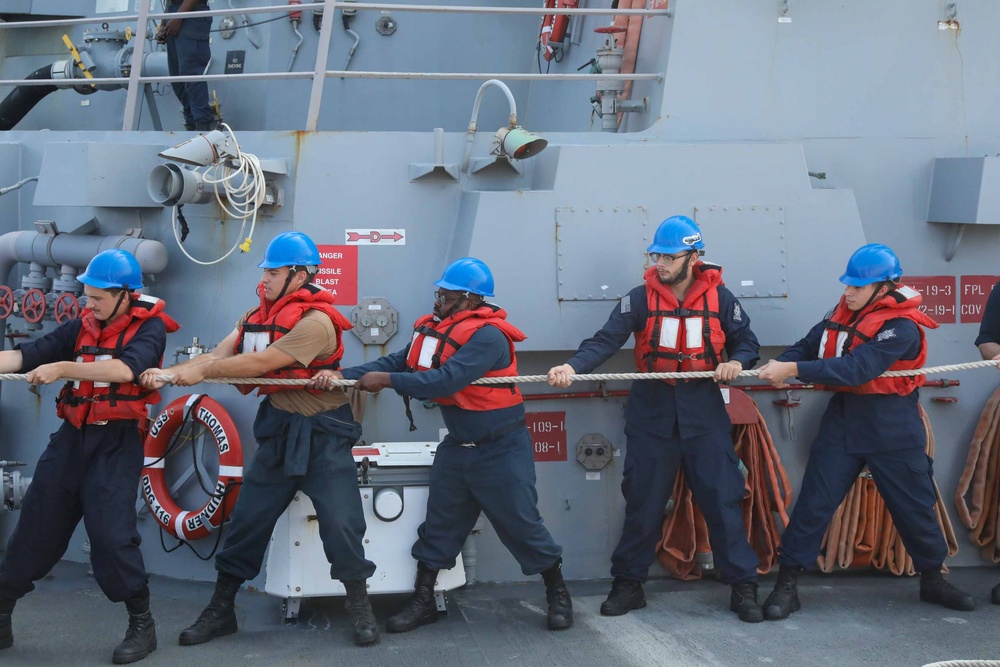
[647,215,705,255]
[78,249,144,290]
[840,243,903,286]
[434,257,495,297]
[258,231,321,268]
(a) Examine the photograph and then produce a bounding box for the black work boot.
[919,569,975,611]
[0,597,14,651]
[730,581,764,623]
[113,589,157,664]
[342,580,380,646]
[178,572,243,646]
[540,558,573,630]
[992,581,1000,605]
[600,578,646,616]
[763,565,801,620]
[387,563,440,633]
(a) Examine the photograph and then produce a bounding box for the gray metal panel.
[34,141,167,207]
[555,205,648,302]
[928,157,985,224]
[694,205,787,298]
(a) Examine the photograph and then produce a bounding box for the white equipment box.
[265,441,466,618]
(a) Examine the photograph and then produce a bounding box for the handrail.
[0,2,670,28]
[0,0,671,131]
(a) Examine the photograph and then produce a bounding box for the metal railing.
[0,1,670,131]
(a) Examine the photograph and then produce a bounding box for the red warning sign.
[960,275,1000,324]
[906,276,956,324]
[526,411,567,462]
[315,245,358,306]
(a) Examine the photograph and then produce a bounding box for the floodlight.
[157,130,240,167]
[493,127,547,160]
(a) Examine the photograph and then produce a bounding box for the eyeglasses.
[434,291,467,305]
[648,251,692,265]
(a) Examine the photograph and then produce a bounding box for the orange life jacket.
[234,283,352,396]
[816,285,938,395]
[405,304,525,411]
[633,262,727,379]
[57,294,180,428]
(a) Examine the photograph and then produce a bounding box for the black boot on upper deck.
[540,558,573,630]
[387,563,440,633]
[179,572,243,645]
[919,569,975,611]
[343,580,380,646]
[763,565,801,621]
[730,581,764,623]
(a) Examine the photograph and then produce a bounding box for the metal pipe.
[343,28,360,71]
[289,21,305,71]
[0,3,669,29]
[0,71,657,88]
[0,231,169,287]
[462,79,517,173]
[520,379,960,401]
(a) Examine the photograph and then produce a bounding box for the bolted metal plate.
[576,433,614,470]
[556,205,649,301]
[350,297,399,345]
[693,205,787,299]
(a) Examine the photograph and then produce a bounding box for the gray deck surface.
[3,561,999,666]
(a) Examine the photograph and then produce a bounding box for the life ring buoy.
[541,0,578,62]
[141,394,243,541]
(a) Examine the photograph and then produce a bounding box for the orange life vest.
[633,262,727,378]
[234,283,353,396]
[816,285,938,395]
[405,304,525,411]
[57,294,180,428]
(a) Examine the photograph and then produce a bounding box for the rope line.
[1,359,995,388]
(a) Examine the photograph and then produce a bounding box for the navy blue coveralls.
[166,1,213,129]
[775,316,948,573]
[213,399,376,582]
[0,317,166,603]
[341,324,563,575]
[974,279,1000,349]
[566,283,761,585]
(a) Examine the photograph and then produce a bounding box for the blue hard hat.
[840,243,903,286]
[434,257,495,297]
[78,249,144,290]
[258,231,321,268]
[647,215,705,254]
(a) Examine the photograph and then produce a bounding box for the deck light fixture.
[462,79,547,173]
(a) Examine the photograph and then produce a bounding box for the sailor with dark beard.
[547,215,764,623]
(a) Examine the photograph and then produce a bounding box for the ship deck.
[3,560,998,666]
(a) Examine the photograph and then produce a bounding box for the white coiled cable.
[173,123,265,266]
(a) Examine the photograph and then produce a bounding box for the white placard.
[97,0,129,13]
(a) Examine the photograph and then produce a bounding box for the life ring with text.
[141,394,243,541]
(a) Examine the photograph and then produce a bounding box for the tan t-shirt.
[236,308,350,417]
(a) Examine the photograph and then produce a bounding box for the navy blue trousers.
[611,423,759,584]
[412,428,562,575]
[166,34,212,127]
[0,420,148,602]
[215,403,376,582]
[778,433,947,573]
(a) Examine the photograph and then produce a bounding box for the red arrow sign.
[345,230,405,244]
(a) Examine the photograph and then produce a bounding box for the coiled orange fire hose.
[657,389,793,580]
[955,385,1000,562]
[818,405,957,576]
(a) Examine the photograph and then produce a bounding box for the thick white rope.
[922,661,1000,667]
[0,359,995,388]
